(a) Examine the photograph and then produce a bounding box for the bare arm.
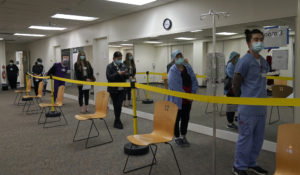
[232,73,242,97]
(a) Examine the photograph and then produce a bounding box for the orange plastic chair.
[123,101,181,175]
[269,85,293,124]
[274,124,300,175]
[22,81,44,113]
[14,78,32,105]
[38,85,67,128]
[73,91,113,148]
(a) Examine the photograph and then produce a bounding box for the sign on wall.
[272,50,289,70]
[263,26,289,49]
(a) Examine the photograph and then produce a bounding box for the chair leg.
[14,93,19,104]
[22,101,27,112]
[165,142,181,175]
[123,144,157,174]
[42,107,66,128]
[38,107,45,124]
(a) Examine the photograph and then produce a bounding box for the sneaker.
[227,123,238,130]
[232,166,248,175]
[174,138,184,146]
[248,166,268,175]
[181,136,190,147]
[114,120,123,129]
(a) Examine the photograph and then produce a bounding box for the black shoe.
[114,120,123,129]
[174,138,184,146]
[181,137,190,147]
[227,123,238,130]
[248,166,268,175]
[232,167,248,175]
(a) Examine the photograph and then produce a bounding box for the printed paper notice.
[272,50,288,70]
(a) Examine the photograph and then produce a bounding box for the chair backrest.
[95,91,110,115]
[272,85,293,98]
[274,79,287,86]
[26,78,32,92]
[152,101,178,140]
[37,81,44,97]
[275,124,300,174]
[56,86,65,105]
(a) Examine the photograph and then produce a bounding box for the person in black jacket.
[6,60,19,89]
[106,51,128,129]
[74,51,95,113]
[32,58,44,95]
[123,52,136,107]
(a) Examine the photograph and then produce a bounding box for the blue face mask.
[80,56,85,60]
[251,42,264,53]
[116,59,122,65]
[38,62,42,65]
[129,56,134,60]
[175,57,184,65]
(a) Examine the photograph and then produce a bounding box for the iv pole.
[200,10,230,175]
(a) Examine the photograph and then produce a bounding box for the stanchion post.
[131,80,138,135]
[50,75,55,112]
[142,71,154,104]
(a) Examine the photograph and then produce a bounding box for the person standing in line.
[106,51,128,129]
[74,51,95,113]
[6,60,19,89]
[32,58,44,95]
[47,54,70,102]
[232,29,269,175]
[168,50,198,147]
[224,51,240,130]
[123,52,136,107]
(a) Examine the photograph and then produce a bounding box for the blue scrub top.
[234,52,270,116]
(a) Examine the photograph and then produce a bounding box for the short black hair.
[245,29,264,43]
[10,59,13,63]
[37,58,42,62]
[113,51,122,58]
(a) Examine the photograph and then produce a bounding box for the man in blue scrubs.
[232,29,269,175]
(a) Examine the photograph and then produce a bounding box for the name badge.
[10,68,13,71]
[118,87,124,91]
[61,68,65,72]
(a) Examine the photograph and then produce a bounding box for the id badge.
[61,68,65,72]
[118,87,124,91]
[10,68,13,71]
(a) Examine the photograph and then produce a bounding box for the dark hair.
[124,53,135,69]
[245,29,264,43]
[10,59,13,63]
[113,51,122,58]
[76,51,91,72]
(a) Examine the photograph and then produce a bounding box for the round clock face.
[163,18,172,30]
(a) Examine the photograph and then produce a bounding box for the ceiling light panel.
[174,37,196,41]
[121,44,133,46]
[216,32,238,36]
[14,33,45,37]
[144,41,163,44]
[51,14,98,21]
[106,0,157,5]
[29,26,66,31]
[190,29,203,33]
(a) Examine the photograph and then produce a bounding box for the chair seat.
[127,133,172,146]
[39,103,62,108]
[15,90,27,93]
[75,112,106,120]
[23,95,40,99]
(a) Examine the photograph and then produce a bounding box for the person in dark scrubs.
[32,58,44,95]
[47,55,69,102]
[6,60,19,89]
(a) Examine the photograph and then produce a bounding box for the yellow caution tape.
[27,73,50,79]
[52,76,130,87]
[266,76,294,81]
[136,83,300,107]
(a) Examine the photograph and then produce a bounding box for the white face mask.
[9,62,13,65]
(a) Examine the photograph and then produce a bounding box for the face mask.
[9,62,13,65]
[116,59,122,65]
[38,62,42,65]
[62,60,69,67]
[129,56,134,60]
[80,56,85,60]
[251,42,264,53]
[175,57,184,65]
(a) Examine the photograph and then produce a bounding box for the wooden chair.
[274,124,300,175]
[73,91,113,148]
[14,78,32,105]
[38,85,67,128]
[269,85,293,124]
[274,79,287,86]
[123,101,181,175]
[22,81,44,113]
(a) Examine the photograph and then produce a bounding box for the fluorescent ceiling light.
[121,44,133,46]
[14,33,45,37]
[29,25,66,31]
[51,13,98,21]
[144,41,163,44]
[175,37,196,41]
[190,29,203,33]
[0,38,3,40]
[106,0,157,5]
[109,45,122,48]
[216,32,237,36]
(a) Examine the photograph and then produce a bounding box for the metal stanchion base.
[124,142,149,155]
[45,111,61,118]
[142,99,154,104]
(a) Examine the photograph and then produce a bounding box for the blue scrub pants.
[234,114,266,170]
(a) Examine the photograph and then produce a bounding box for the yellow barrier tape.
[196,75,207,78]
[136,83,300,107]
[136,72,147,75]
[266,76,294,81]
[27,73,50,79]
[52,76,131,87]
